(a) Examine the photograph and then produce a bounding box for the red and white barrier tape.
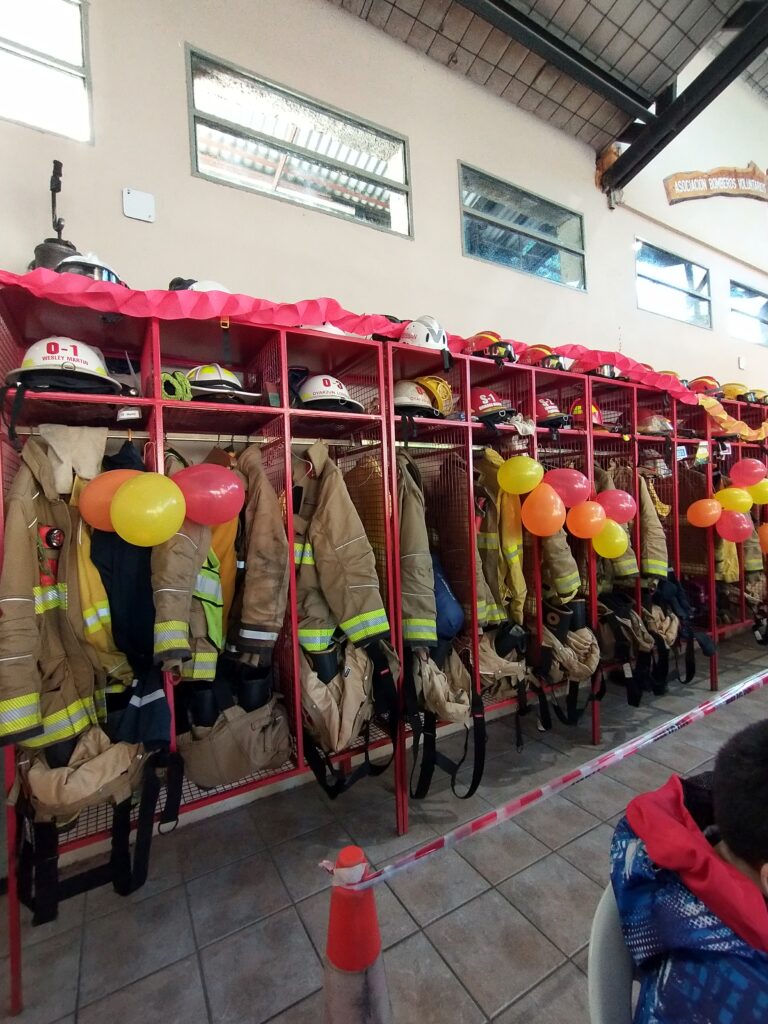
[325,673,768,890]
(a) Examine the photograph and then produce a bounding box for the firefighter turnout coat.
[0,439,99,747]
[396,452,437,647]
[293,441,390,652]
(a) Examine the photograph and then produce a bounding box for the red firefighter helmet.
[518,344,564,370]
[568,358,622,379]
[689,375,723,397]
[569,398,603,429]
[464,331,517,365]
[470,387,509,424]
[536,396,572,429]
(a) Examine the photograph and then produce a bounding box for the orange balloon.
[686,498,722,528]
[566,500,606,539]
[79,469,141,531]
[759,523,768,555]
[521,482,566,537]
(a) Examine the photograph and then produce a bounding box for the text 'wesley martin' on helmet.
[298,374,365,413]
[186,363,262,404]
[7,337,123,394]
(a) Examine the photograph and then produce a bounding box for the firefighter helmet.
[637,413,674,435]
[518,344,563,370]
[470,387,508,425]
[169,278,231,293]
[186,363,262,403]
[689,376,723,397]
[414,375,454,415]
[536,396,572,429]
[6,337,122,393]
[569,398,603,428]
[659,370,690,388]
[569,359,621,379]
[56,252,124,286]
[722,382,758,403]
[464,331,517,364]
[298,374,365,413]
[752,388,768,405]
[400,315,448,352]
[393,380,440,418]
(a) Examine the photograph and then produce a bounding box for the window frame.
[729,279,768,346]
[458,161,587,292]
[634,237,712,330]
[185,45,413,239]
[0,0,92,143]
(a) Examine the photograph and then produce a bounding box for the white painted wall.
[1,0,766,383]
[624,50,768,273]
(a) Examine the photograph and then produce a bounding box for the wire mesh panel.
[286,331,382,414]
[591,379,635,435]
[339,430,391,610]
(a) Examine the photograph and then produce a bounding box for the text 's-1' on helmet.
[414,375,454,415]
[56,252,125,286]
[400,315,453,371]
[186,363,262,404]
[536,396,572,429]
[393,380,440,418]
[470,387,509,426]
[298,374,365,413]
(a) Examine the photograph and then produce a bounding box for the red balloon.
[173,464,245,525]
[715,510,753,543]
[542,468,590,508]
[596,489,637,525]
[730,458,767,488]
[79,469,141,531]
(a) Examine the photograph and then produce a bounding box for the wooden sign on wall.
[663,161,768,204]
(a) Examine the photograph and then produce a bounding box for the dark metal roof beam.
[601,2,768,193]
[455,0,656,123]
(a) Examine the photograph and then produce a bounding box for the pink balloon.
[173,464,245,525]
[729,458,767,488]
[715,510,753,543]
[596,489,637,525]
[542,468,590,508]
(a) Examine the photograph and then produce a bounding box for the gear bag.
[598,592,655,706]
[300,638,400,799]
[177,666,291,789]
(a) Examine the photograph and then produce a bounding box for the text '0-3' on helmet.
[517,344,564,370]
[6,337,123,393]
[400,315,448,351]
[722,382,759,403]
[393,380,441,418]
[56,252,125,286]
[186,363,262,403]
[298,374,365,413]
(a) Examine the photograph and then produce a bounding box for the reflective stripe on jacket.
[0,439,98,748]
[475,449,526,625]
[293,441,390,651]
[396,453,437,646]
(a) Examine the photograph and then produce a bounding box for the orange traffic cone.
[323,845,393,1024]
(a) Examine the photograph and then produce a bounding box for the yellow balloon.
[715,487,753,513]
[592,519,629,559]
[110,474,186,547]
[497,455,544,495]
[747,479,768,505]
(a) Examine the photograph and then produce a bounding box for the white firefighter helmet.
[400,315,448,351]
[6,337,122,392]
[188,280,231,293]
[299,322,346,335]
[186,363,262,403]
[298,374,365,413]
[56,252,124,285]
[414,375,454,415]
[393,379,440,418]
